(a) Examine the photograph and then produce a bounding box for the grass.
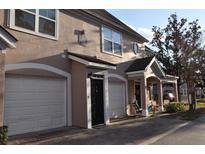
[162,102,205,121]
[196,98,205,103]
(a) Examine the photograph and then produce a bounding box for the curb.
[138,121,191,145]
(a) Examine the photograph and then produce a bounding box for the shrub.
[0,126,8,145]
[164,102,185,113]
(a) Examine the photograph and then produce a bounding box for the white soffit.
[68,55,116,69]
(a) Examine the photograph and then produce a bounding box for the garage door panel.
[4,75,67,136]
[109,81,126,118]
[110,108,125,117]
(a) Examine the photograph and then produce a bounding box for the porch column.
[86,77,92,129]
[127,80,135,116]
[0,52,5,127]
[141,76,149,116]
[173,81,179,102]
[103,71,110,125]
[157,80,164,112]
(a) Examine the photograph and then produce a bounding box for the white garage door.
[109,81,126,118]
[4,75,67,136]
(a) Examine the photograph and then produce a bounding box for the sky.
[107,9,205,42]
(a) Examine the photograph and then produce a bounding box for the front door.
[135,84,141,108]
[91,78,104,126]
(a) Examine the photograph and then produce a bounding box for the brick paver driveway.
[9,115,187,145]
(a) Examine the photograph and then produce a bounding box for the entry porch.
[126,57,178,116]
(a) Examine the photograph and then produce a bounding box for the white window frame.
[9,9,59,40]
[101,25,123,57]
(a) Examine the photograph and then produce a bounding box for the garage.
[4,75,68,136]
[109,80,126,118]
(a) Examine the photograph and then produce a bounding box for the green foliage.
[0,126,8,145]
[164,102,185,113]
[151,13,205,106]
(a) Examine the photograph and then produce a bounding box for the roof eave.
[68,55,116,70]
[0,26,17,49]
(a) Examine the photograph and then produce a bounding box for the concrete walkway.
[8,115,189,145]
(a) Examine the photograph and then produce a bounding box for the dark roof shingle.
[126,56,154,72]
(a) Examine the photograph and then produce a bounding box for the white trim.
[146,74,161,81]
[149,57,165,76]
[9,9,59,41]
[161,80,177,83]
[145,57,165,77]
[86,77,92,128]
[108,73,127,82]
[127,72,144,78]
[68,55,116,70]
[5,63,69,77]
[165,74,179,79]
[0,33,16,49]
[68,55,89,66]
[87,71,110,127]
[126,70,145,75]
[5,62,72,126]
[126,57,166,77]
[103,71,110,124]
[102,50,123,58]
[108,73,128,116]
[145,56,155,71]
[88,62,116,70]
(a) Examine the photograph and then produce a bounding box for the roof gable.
[126,56,165,77]
[126,56,154,73]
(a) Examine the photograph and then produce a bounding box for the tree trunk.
[188,87,196,111]
[177,83,181,102]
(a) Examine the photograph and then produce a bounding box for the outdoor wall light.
[61,49,69,59]
[74,29,88,45]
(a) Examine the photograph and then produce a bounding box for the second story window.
[102,26,122,56]
[9,9,58,39]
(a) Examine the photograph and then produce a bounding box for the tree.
[150,13,205,110]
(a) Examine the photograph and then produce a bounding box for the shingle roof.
[66,51,116,66]
[126,56,154,72]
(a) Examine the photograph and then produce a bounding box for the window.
[133,42,139,54]
[15,9,35,31]
[9,9,58,39]
[102,26,122,56]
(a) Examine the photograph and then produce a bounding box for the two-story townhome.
[0,9,179,136]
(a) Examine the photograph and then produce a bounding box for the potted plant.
[0,126,8,145]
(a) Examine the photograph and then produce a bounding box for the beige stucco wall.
[0,9,148,127]
[128,80,135,105]
[0,10,145,66]
[71,61,87,128]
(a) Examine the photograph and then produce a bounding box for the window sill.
[102,50,123,58]
[9,25,58,41]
